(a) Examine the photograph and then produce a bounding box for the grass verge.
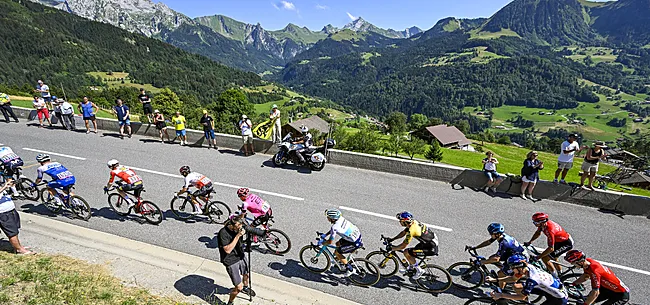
[0,251,187,305]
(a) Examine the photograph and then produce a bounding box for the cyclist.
[565,250,630,305]
[104,160,143,206]
[34,154,76,199]
[0,146,23,195]
[386,211,439,280]
[524,212,574,278]
[323,209,363,277]
[469,223,526,288]
[177,166,213,214]
[490,254,568,305]
[237,188,271,227]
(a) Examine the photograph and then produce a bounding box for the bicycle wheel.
[464,298,498,305]
[139,201,163,225]
[416,264,453,293]
[262,229,291,255]
[107,193,131,216]
[299,245,330,273]
[69,195,92,220]
[18,178,39,201]
[40,188,62,213]
[206,201,231,224]
[170,196,195,220]
[348,258,380,287]
[365,251,400,277]
[560,273,587,300]
[448,261,484,290]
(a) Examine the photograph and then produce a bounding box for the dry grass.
[0,251,188,305]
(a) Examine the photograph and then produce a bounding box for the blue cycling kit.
[37,162,76,189]
[494,233,526,260]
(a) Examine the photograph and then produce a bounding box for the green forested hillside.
[590,0,650,45]
[0,0,261,101]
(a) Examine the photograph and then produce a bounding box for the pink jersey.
[241,194,270,218]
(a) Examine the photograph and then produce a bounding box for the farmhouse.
[420,124,473,150]
[282,115,330,137]
[620,172,650,189]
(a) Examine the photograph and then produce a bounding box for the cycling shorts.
[251,210,272,227]
[407,242,438,258]
[118,181,143,198]
[550,237,574,259]
[595,289,629,305]
[48,177,75,190]
[337,237,363,254]
[192,183,213,198]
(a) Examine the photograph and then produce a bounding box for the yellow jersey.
[403,220,437,245]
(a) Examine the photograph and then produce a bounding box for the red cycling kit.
[109,167,142,185]
[585,258,629,293]
[541,220,574,258]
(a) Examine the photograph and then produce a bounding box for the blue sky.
[158,0,515,31]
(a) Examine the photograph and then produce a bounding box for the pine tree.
[425,140,443,163]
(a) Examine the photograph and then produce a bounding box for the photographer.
[217,213,265,305]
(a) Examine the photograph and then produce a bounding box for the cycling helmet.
[107,159,119,168]
[487,223,505,234]
[179,166,190,175]
[36,154,51,163]
[532,212,549,223]
[507,254,528,269]
[325,209,341,220]
[237,187,250,198]
[396,211,413,222]
[565,250,586,263]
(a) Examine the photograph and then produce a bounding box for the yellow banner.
[253,117,277,140]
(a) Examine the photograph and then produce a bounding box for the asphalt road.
[2,123,649,305]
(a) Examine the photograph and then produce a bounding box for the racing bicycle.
[240,210,291,255]
[104,185,163,225]
[170,190,231,224]
[463,281,588,305]
[1,166,40,201]
[299,231,380,287]
[40,182,91,220]
[365,235,452,293]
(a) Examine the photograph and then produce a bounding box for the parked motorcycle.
[272,132,335,171]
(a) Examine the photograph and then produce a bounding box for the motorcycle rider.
[292,125,313,166]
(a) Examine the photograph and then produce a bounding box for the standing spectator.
[554,134,586,184]
[52,96,64,128]
[112,99,132,138]
[138,88,154,124]
[0,93,19,123]
[200,110,218,149]
[59,99,76,131]
[153,110,170,142]
[32,96,52,128]
[521,151,544,201]
[0,180,33,255]
[34,80,52,110]
[270,104,281,143]
[79,96,99,134]
[172,111,187,146]
[482,151,504,193]
[580,141,608,190]
[218,217,256,305]
[239,115,254,156]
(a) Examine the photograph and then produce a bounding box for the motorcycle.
[272,132,335,171]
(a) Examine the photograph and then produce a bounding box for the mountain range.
[29,0,422,73]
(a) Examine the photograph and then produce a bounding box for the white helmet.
[107,159,119,168]
[300,125,309,134]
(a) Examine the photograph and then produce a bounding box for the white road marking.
[22,148,87,161]
[126,166,304,201]
[338,206,453,232]
[530,247,650,276]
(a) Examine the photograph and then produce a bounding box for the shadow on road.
[90,207,151,225]
[597,208,626,219]
[163,210,214,224]
[18,202,78,220]
[260,160,313,174]
[267,259,345,287]
[174,274,232,305]
[218,149,245,157]
[199,235,219,249]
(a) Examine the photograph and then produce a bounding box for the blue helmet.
[487,223,505,234]
[396,211,413,221]
[51,96,57,100]
[507,254,528,269]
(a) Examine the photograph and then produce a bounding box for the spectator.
[270,104,281,143]
[138,88,154,124]
[217,217,256,305]
[554,133,586,184]
[580,141,608,190]
[112,99,132,138]
[34,80,52,110]
[59,99,76,131]
[79,96,99,134]
[32,96,52,128]
[239,114,254,156]
[200,110,218,149]
[521,150,544,201]
[172,111,187,146]
[0,180,33,255]
[0,93,19,123]
[52,96,64,129]
[153,110,170,142]
[482,151,504,193]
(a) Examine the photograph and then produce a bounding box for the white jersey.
[522,265,568,299]
[183,172,212,189]
[328,217,361,242]
[0,147,20,165]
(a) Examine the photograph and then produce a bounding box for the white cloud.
[281,1,296,11]
[346,12,356,21]
[315,4,329,10]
